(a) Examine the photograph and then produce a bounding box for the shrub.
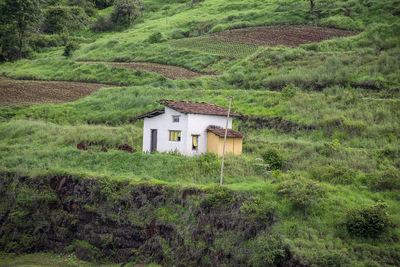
[345,202,392,238]
[111,0,142,26]
[171,30,188,39]
[281,84,298,99]
[63,41,80,57]
[146,32,164,44]
[91,17,115,32]
[277,177,325,215]
[249,234,288,267]
[43,6,88,34]
[318,139,341,156]
[320,15,364,31]
[200,186,233,210]
[363,168,400,191]
[29,34,64,51]
[261,148,285,171]
[240,197,275,221]
[310,164,355,185]
[314,251,349,267]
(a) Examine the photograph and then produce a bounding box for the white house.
[134,100,246,156]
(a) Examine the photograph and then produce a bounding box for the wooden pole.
[220,96,232,185]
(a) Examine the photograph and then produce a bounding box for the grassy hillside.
[0,0,400,265]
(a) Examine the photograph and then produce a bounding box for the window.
[192,135,199,150]
[169,130,181,141]
[172,115,180,123]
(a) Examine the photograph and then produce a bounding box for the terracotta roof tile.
[157,100,241,117]
[207,127,246,138]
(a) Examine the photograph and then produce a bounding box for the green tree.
[1,0,42,59]
[90,0,113,9]
[43,6,88,34]
[111,0,142,26]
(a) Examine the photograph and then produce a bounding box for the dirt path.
[80,61,214,80]
[0,76,112,105]
[208,25,358,47]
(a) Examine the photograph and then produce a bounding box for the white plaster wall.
[186,114,232,156]
[142,107,188,153]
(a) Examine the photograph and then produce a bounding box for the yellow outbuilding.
[207,127,246,156]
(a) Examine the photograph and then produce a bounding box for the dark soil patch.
[80,61,213,80]
[118,144,135,153]
[208,25,359,47]
[77,141,88,151]
[0,76,112,106]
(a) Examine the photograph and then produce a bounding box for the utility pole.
[220,96,232,185]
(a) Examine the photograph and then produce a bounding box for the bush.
[240,197,275,221]
[345,202,392,238]
[261,148,285,171]
[363,168,400,191]
[314,251,349,267]
[146,32,164,44]
[281,84,298,99]
[111,0,142,26]
[277,177,325,215]
[29,34,64,51]
[171,30,187,39]
[318,139,341,156]
[200,186,233,210]
[91,17,115,32]
[320,15,364,31]
[63,41,80,57]
[43,6,89,34]
[310,164,355,185]
[249,234,288,267]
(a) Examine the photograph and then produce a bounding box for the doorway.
[150,129,157,153]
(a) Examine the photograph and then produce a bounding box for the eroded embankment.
[0,172,298,266]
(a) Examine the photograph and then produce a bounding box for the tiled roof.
[130,109,164,122]
[157,100,241,117]
[207,127,246,138]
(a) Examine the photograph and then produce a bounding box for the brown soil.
[0,76,112,105]
[117,144,135,153]
[208,25,358,47]
[81,61,213,80]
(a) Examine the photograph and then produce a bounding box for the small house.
[134,100,246,156]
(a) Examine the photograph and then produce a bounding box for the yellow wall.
[207,132,243,156]
[207,132,220,155]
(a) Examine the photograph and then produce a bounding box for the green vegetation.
[0,0,399,265]
[0,252,160,266]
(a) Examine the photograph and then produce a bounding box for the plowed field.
[82,61,212,80]
[0,76,111,105]
[208,25,358,47]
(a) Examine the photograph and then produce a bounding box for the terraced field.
[0,76,112,105]
[170,37,259,57]
[167,25,358,60]
[208,25,359,46]
[80,61,213,79]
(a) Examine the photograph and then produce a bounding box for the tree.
[43,6,88,34]
[90,0,113,9]
[111,0,142,26]
[2,0,42,59]
[306,0,315,15]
